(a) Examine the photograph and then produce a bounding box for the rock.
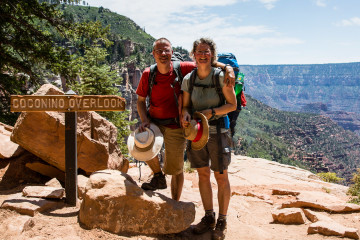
[25,161,65,182]
[77,174,89,200]
[308,221,360,239]
[79,169,195,235]
[282,191,360,213]
[247,191,271,200]
[272,189,300,196]
[271,208,306,224]
[120,157,129,173]
[0,214,32,238]
[0,122,24,159]
[303,208,360,239]
[302,209,333,223]
[22,186,65,199]
[10,84,125,174]
[45,178,63,188]
[1,193,61,216]
[22,218,36,232]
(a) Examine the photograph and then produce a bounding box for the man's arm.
[213,62,235,87]
[181,91,192,128]
[137,96,150,132]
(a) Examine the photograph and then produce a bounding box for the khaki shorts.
[157,125,186,175]
[187,132,231,172]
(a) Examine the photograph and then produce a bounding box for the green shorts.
[157,125,186,175]
[187,132,231,172]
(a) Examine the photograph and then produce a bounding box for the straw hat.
[127,123,163,162]
[183,112,209,151]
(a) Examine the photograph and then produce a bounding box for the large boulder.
[10,84,125,174]
[79,170,195,235]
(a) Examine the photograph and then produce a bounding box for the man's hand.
[224,66,235,87]
[139,119,150,132]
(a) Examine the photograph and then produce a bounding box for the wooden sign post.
[11,93,125,206]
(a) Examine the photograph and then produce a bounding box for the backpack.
[217,53,246,111]
[147,52,184,125]
[217,53,246,137]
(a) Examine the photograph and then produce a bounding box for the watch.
[223,64,230,70]
[211,108,216,119]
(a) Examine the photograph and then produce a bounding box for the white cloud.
[259,0,278,10]
[316,0,327,7]
[85,0,330,64]
[336,17,360,27]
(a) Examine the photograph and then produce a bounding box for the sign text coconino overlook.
[11,95,125,112]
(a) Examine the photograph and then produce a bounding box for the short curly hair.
[190,37,217,65]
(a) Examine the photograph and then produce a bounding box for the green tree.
[0,0,134,153]
[0,0,79,124]
[65,29,135,153]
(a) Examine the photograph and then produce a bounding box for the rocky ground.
[1,154,360,240]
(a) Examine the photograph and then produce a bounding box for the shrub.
[317,172,344,183]
[348,169,360,204]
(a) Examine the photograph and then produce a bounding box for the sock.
[205,209,214,217]
[218,213,227,220]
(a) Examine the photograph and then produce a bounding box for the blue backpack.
[217,53,246,137]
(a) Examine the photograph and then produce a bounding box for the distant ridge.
[234,94,360,184]
[239,62,360,113]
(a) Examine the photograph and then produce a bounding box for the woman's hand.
[200,109,213,120]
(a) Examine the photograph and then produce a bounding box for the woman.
[181,38,236,240]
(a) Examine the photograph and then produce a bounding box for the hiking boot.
[212,218,227,240]
[193,212,216,234]
[141,172,167,191]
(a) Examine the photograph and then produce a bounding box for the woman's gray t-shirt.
[181,68,227,134]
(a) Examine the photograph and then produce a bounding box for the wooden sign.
[10,95,125,112]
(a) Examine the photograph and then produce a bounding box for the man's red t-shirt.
[136,61,196,119]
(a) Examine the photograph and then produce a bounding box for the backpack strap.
[188,68,197,96]
[170,61,183,109]
[213,68,225,106]
[147,64,158,111]
[187,68,198,112]
[172,61,183,85]
[213,68,225,174]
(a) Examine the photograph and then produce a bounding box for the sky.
[84,0,360,65]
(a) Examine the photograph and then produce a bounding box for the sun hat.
[183,112,209,151]
[127,123,163,162]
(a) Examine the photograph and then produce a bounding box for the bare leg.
[145,156,162,174]
[214,170,231,215]
[197,166,213,211]
[171,172,184,201]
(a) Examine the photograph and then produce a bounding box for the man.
[136,37,234,201]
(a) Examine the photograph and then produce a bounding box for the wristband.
[223,64,230,71]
